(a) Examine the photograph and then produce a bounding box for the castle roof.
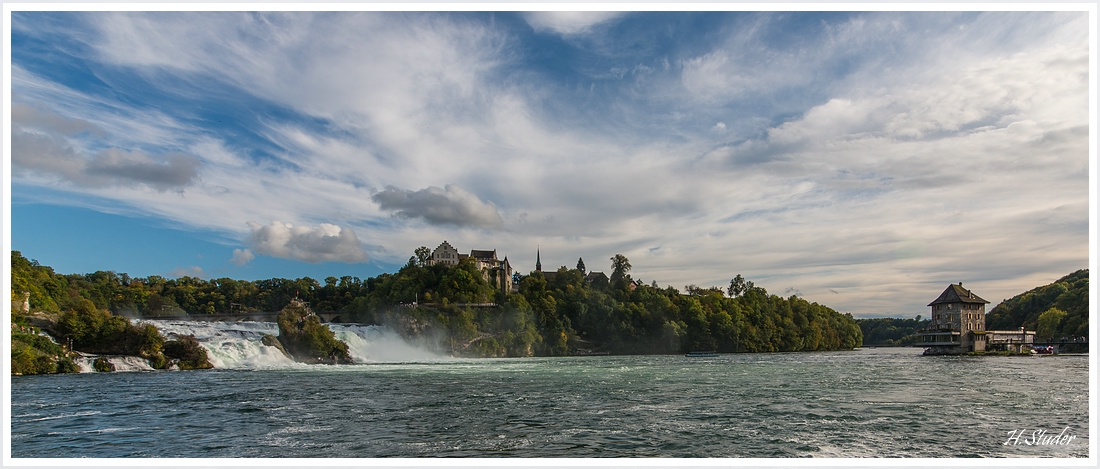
[470,250,497,261]
[928,283,989,306]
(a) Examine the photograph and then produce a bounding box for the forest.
[11,249,863,360]
[855,317,928,346]
[985,269,1089,342]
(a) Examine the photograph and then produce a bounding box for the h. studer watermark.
[1003,427,1077,446]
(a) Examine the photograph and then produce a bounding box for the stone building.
[916,283,989,354]
[470,249,513,295]
[428,241,513,294]
[429,241,461,266]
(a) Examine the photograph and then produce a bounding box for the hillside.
[985,269,1088,340]
[11,250,863,357]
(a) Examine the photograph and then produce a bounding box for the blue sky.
[5,9,1093,318]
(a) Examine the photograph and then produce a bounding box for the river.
[9,320,1090,458]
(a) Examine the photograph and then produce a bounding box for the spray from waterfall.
[139,320,449,370]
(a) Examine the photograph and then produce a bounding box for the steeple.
[536,246,542,272]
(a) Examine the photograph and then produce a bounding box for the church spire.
[536,246,542,272]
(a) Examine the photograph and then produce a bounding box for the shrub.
[163,335,213,370]
[93,356,115,372]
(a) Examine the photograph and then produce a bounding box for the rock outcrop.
[275,299,353,364]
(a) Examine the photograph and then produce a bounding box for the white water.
[141,320,447,369]
[331,324,449,363]
[108,356,155,372]
[142,320,295,369]
[73,353,154,373]
[74,354,95,373]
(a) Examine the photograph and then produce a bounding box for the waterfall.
[108,356,155,372]
[330,324,449,363]
[72,352,154,373]
[142,320,296,369]
[140,320,448,369]
[74,354,95,373]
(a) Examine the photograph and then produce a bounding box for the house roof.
[470,250,497,260]
[585,271,608,282]
[928,283,989,306]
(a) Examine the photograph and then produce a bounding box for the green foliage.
[1036,307,1068,342]
[56,357,79,373]
[11,251,68,313]
[609,254,632,288]
[276,300,352,364]
[415,246,432,267]
[51,299,169,368]
[986,269,1088,339]
[93,356,115,372]
[164,335,213,370]
[856,317,929,346]
[10,332,77,375]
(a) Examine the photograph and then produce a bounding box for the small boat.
[685,351,719,357]
[1032,345,1055,355]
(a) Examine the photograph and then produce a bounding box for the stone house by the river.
[915,283,1040,355]
[916,283,989,354]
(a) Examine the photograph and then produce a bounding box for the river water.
[9,321,1090,458]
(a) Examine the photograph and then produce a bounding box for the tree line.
[855,317,928,346]
[11,249,864,357]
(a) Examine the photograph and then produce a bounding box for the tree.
[415,246,432,267]
[728,274,746,297]
[1036,307,1067,341]
[577,258,586,275]
[610,254,632,286]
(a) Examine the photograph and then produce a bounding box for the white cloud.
[522,12,624,36]
[230,248,255,266]
[246,220,367,264]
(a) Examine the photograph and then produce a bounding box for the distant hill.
[855,317,929,346]
[985,269,1088,339]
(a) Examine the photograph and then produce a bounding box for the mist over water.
[10,348,1088,458]
[330,324,450,363]
[142,320,448,369]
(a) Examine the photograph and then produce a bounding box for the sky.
[4,8,1094,319]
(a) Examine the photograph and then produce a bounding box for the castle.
[427,242,612,295]
[428,241,514,294]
